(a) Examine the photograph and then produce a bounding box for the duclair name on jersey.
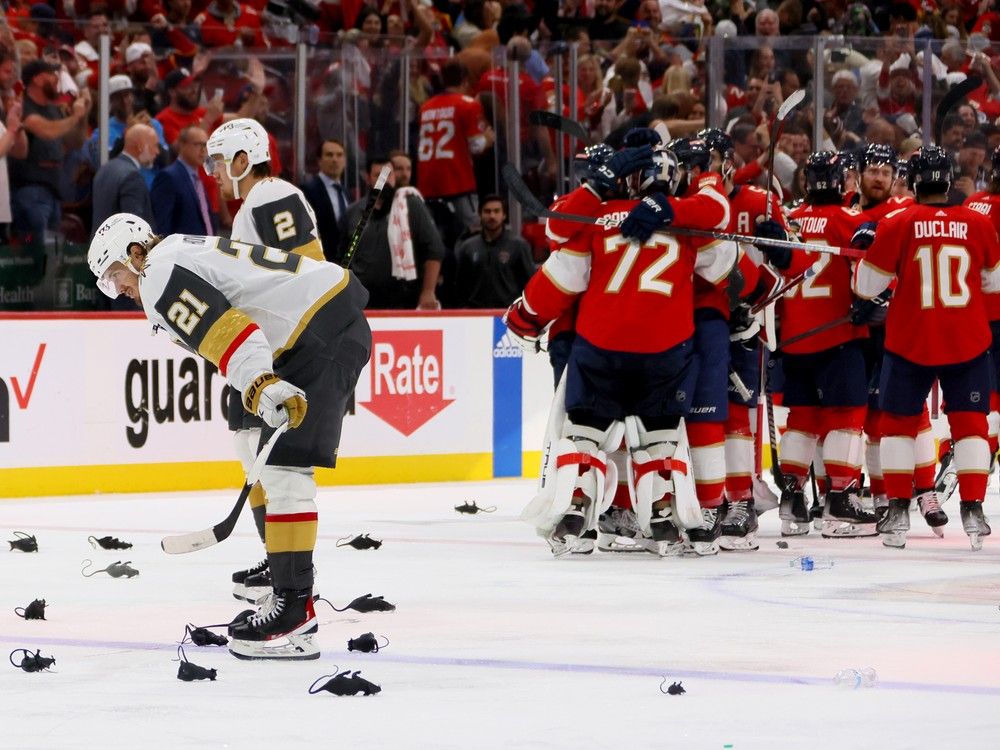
[913,220,969,239]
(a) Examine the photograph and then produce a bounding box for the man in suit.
[92,123,159,231]
[301,138,348,261]
[151,125,216,236]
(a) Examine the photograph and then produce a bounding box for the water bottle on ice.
[788,555,834,571]
[833,668,878,689]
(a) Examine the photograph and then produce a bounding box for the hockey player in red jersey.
[507,148,735,557]
[963,144,1000,472]
[850,144,941,531]
[854,146,1000,551]
[618,137,734,555]
[760,152,875,538]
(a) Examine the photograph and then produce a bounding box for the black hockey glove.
[849,288,893,325]
[620,193,674,242]
[623,127,663,148]
[729,303,761,349]
[754,219,792,269]
[587,145,654,197]
[851,221,878,250]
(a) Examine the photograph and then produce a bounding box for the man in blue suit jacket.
[152,126,216,236]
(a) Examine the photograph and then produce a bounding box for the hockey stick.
[749,264,818,315]
[776,315,851,350]
[934,75,981,144]
[502,163,864,259]
[760,349,785,490]
[161,422,289,554]
[763,89,806,222]
[341,164,392,269]
[528,110,592,146]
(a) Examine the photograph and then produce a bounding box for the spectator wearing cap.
[196,0,265,48]
[151,125,217,236]
[125,42,162,117]
[301,138,349,262]
[87,75,168,185]
[91,123,159,234]
[10,59,92,245]
[451,195,535,308]
[828,69,865,140]
[155,68,224,147]
[0,47,27,242]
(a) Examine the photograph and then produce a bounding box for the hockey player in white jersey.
[88,214,372,660]
[206,118,328,602]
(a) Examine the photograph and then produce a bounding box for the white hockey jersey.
[231,177,325,262]
[139,233,350,395]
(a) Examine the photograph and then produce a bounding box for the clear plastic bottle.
[833,668,878,689]
[789,555,835,571]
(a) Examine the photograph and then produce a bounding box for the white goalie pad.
[758,302,778,352]
[536,372,568,496]
[625,416,702,532]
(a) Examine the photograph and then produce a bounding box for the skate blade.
[718,533,759,551]
[968,533,984,551]
[229,634,320,661]
[684,540,720,556]
[821,520,877,538]
[780,520,810,536]
[930,525,945,538]
[643,539,685,557]
[548,534,590,558]
[881,532,907,548]
[597,534,646,553]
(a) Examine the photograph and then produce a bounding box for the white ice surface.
[1,480,999,750]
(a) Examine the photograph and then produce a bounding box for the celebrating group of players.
[505,127,1000,558]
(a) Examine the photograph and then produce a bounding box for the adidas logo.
[493,331,524,359]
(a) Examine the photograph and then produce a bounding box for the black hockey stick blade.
[528,110,592,146]
[934,75,981,144]
[161,423,289,554]
[342,164,392,268]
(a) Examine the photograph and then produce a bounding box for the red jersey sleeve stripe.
[218,323,260,376]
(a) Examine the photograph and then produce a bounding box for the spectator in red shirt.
[155,68,224,147]
[196,0,266,48]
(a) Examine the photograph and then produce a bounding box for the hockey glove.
[623,127,662,148]
[620,193,674,242]
[850,221,878,250]
[729,303,761,349]
[849,288,893,325]
[244,373,308,429]
[503,296,546,351]
[754,219,792,269]
[587,145,654,197]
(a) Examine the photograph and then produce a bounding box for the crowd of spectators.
[1,0,1000,310]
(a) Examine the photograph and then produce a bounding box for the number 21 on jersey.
[603,233,680,295]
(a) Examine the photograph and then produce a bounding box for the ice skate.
[240,567,272,604]
[685,507,721,556]
[752,475,779,514]
[232,558,268,602]
[229,588,319,660]
[935,451,958,504]
[873,496,889,525]
[960,501,991,551]
[915,490,947,537]
[809,494,824,531]
[644,504,685,557]
[547,503,590,558]
[876,499,910,548]
[821,488,877,538]
[779,485,811,536]
[570,529,597,555]
[718,500,759,551]
[597,507,644,553]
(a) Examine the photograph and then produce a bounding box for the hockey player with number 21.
[854,146,1000,551]
[206,118,329,605]
[87,213,371,658]
[506,148,736,557]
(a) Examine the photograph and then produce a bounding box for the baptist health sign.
[0,312,556,497]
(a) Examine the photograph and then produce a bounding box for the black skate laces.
[247,595,286,628]
[723,501,750,524]
[336,534,383,550]
[80,560,140,578]
[308,667,381,696]
[88,535,133,550]
[316,594,396,614]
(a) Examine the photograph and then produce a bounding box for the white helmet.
[206,118,270,199]
[88,213,155,298]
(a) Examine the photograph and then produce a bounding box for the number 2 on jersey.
[603,233,680,295]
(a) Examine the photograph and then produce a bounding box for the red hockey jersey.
[416,92,488,199]
[782,202,867,355]
[964,190,1000,321]
[858,195,915,223]
[524,198,735,353]
[855,203,1000,366]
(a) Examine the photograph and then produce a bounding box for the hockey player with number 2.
[506,148,735,557]
[854,146,1000,551]
[87,214,371,658]
[206,118,329,606]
